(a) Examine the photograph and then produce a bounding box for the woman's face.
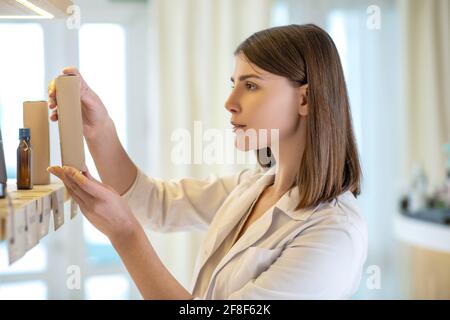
[225,53,302,151]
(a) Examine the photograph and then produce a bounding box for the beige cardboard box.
[55,75,86,172]
[23,101,50,185]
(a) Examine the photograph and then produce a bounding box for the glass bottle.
[17,128,33,190]
[0,126,7,198]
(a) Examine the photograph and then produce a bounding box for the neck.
[269,119,306,197]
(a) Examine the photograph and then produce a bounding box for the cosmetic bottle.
[0,127,7,198]
[17,128,33,190]
[408,164,428,212]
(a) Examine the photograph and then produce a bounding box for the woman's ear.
[297,84,308,116]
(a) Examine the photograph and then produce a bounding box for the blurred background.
[0,0,449,299]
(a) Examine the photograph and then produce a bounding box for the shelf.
[0,181,76,265]
[394,212,450,299]
[394,211,450,253]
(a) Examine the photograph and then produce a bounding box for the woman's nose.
[225,96,240,114]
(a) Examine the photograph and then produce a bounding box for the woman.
[47,24,367,300]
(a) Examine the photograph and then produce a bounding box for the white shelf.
[0,181,75,264]
[394,212,450,253]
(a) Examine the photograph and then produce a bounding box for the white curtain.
[144,0,273,288]
[399,0,450,188]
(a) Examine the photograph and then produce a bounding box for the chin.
[234,136,269,152]
[234,138,250,151]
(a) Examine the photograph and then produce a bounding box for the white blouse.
[121,166,368,299]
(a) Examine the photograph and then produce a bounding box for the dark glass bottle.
[17,128,33,190]
[0,126,7,198]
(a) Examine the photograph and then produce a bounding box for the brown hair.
[235,24,362,210]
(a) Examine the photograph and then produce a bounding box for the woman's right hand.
[48,67,112,140]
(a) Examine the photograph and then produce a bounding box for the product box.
[55,75,86,172]
[23,101,50,185]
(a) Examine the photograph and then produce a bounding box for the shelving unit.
[394,212,450,299]
[0,182,75,265]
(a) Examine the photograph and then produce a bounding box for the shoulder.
[302,191,368,256]
[269,191,368,298]
[316,191,366,233]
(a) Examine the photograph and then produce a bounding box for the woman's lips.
[231,121,246,132]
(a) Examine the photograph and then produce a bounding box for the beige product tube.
[23,101,50,185]
[55,75,86,172]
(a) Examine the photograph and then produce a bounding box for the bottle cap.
[19,128,31,139]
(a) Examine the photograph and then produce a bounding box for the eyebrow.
[230,74,263,82]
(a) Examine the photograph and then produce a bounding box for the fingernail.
[74,171,86,184]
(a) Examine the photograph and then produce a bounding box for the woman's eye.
[246,82,257,91]
[229,82,257,91]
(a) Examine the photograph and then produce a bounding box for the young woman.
[47,24,367,300]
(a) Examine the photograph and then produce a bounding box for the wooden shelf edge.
[0,182,76,265]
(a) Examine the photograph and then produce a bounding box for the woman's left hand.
[48,165,193,299]
[47,165,140,241]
